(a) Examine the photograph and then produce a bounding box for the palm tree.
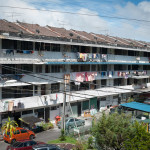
[1,117,18,137]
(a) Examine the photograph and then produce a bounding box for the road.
[0,117,92,150]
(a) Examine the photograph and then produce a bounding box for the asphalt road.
[0,117,92,150]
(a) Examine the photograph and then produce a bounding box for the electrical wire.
[1,64,145,98]
[1,5,150,23]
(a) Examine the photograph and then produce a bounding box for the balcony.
[0,70,149,87]
[0,49,149,64]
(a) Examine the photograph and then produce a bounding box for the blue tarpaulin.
[121,102,150,113]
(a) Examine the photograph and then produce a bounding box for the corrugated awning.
[121,102,150,113]
[19,116,42,126]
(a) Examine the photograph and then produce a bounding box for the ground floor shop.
[0,92,134,126]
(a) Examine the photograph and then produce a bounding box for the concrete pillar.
[33,42,35,50]
[0,39,2,57]
[33,64,36,73]
[33,85,35,96]
[38,85,41,96]
[42,65,45,73]
[46,84,51,95]
[60,44,64,52]
[0,87,2,100]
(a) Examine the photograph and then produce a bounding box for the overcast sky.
[0,0,150,41]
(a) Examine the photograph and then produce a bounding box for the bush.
[40,121,54,131]
[59,129,66,141]
[87,136,93,149]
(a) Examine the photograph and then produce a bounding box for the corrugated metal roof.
[121,102,150,113]
[46,62,150,65]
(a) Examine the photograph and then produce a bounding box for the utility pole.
[62,74,70,131]
[62,75,67,131]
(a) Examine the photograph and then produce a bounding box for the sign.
[64,74,70,84]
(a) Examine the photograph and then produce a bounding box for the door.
[90,97,97,109]
[13,130,22,141]
[20,129,29,140]
[45,107,50,122]
[77,102,81,116]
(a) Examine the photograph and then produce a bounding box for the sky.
[0,0,150,41]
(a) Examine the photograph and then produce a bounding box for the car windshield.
[12,142,23,148]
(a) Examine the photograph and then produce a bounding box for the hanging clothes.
[85,72,97,81]
[76,72,85,82]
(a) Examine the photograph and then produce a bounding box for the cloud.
[0,0,150,41]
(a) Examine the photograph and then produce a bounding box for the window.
[92,65,96,71]
[36,65,42,73]
[101,97,106,101]
[69,119,74,122]
[51,44,60,52]
[101,48,107,54]
[20,129,27,133]
[29,141,37,146]
[71,45,79,52]
[101,65,107,71]
[80,65,90,72]
[51,83,60,93]
[37,148,48,150]
[22,110,33,115]
[13,130,20,135]
[51,65,60,73]
[101,79,106,86]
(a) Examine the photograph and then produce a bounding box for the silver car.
[57,117,85,129]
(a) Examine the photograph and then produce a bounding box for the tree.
[1,117,18,137]
[123,121,150,150]
[92,112,150,150]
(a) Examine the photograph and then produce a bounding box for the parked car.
[6,140,45,150]
[32,144,62,150]
[57,117,85,129]
[3,127,35,144]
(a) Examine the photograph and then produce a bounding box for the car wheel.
[29,135,34,140]
[11,139,16,144]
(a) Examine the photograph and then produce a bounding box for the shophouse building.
[0,19,150,125]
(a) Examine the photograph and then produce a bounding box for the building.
[0,19,150,125]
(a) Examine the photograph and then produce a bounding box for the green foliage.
[40,121,54,131]
[1,117,18,137]
[123,121,150,150]
[48,136,77,144]
[87,136,93,149]
[92,112,150,150]
[127,97,134,103]
[92,113,133,150]
[59,129,66,141]
[74,141,85,150]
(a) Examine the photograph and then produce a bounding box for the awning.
[121,102,150,113]
[19,116,42,126]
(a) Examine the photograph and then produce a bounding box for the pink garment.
[85,72,97,81]
[76,72,85,82]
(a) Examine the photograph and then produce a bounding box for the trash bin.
[55,115,61,125]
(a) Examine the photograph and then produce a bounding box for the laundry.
[3,49,14,55]
[76,72,85,82]
[85,72,97,81]
[101,54,107,62]
[23,50,33,54]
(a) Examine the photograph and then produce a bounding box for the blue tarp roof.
[121,102,150,113]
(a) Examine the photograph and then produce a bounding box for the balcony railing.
[0,49,149,64]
